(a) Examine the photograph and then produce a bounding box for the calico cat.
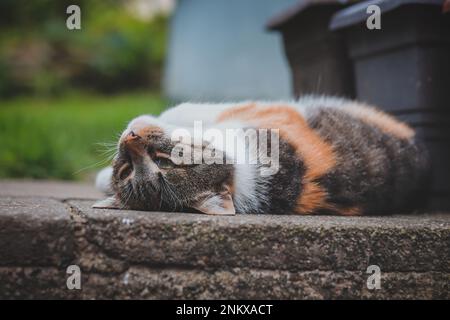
[94,96,430,216]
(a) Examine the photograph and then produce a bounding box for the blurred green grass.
[0,92,167,180]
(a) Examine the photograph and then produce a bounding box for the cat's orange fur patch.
[337,205,362,216]
[217,103,336,214]
[297,182,329,214]
[342,104,414,140]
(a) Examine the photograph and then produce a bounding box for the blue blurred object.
[164,0,298,101]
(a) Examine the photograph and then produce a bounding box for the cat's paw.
[95,166,113,195]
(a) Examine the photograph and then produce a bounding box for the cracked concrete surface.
[0,180,449,299]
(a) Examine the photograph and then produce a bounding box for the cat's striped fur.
[95,96,430,215]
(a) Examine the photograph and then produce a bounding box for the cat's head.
[93,115,235,215]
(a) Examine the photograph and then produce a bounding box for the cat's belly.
[215,100,429,215]
[304,107,429,215]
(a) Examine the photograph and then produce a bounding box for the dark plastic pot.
[331,0,450,210]
[267,0,355,98]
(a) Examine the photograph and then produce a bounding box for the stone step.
[0,181,448,299]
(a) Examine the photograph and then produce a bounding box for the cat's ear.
[92,196,121,209]
[192,191,235,215]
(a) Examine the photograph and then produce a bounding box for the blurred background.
[0,0,171,180]
[1,0,449,212]
[0,0,297,181]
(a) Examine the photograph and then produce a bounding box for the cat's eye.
[118,162,133,180]
[154,157,174,169]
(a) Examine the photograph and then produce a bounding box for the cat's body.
[95,96,430,216]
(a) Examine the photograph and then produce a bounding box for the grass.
[0,92,167,180]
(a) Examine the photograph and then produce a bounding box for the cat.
[94,95,430,216]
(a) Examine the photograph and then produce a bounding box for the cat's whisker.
[73,139,119,175]
[159,177,181,211]
[73,156,115,175]
[95,145,118,157]
[119,182,134,210]
[95,143,118,150]
[159,179,174,210]
[137,183,149,205]
[161,177,186,211]
[96,150,117,159]
[95,141,118,152]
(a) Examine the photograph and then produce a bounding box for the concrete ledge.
[1,267,447,299]
[0,197,74,267]
[68,200,450,273]
[0,181,449,299]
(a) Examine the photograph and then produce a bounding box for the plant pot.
[330,0,450,210]
[267,0,355,98]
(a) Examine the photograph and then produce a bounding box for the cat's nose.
[124,130,141,143]
[121,132,149,163]
[121,130,146,156]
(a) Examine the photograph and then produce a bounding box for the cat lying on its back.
[95,96,430,216]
